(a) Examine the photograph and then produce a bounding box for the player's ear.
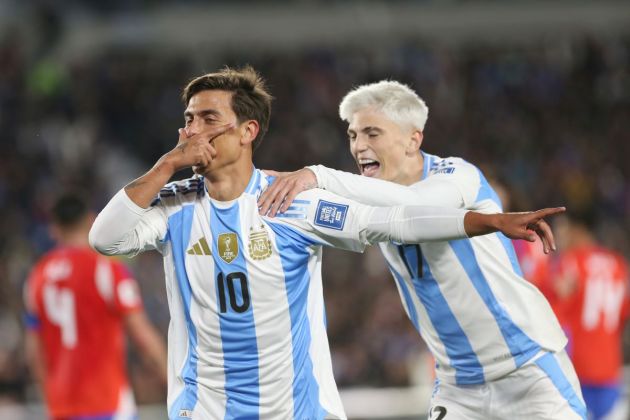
[407,130,423,155]
[240,120,260,146]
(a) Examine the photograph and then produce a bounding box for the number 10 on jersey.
[217,272,251,313]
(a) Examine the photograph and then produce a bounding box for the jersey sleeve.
[271,189,370,252]
[309,159,480,210]
[95,257,143,316]
[309,165,427,207]
[90,189,168,257]
[420,158,482,208]
[110,261,143,315]
[269,188,467,252]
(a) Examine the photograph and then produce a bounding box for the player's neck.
[57,231,90,248]
[204,160,255,202]
[395,153,424,186]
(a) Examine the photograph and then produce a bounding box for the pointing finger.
[532,207,566,220]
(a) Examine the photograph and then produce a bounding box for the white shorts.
[113,386,138,420]
[428,350,587,420]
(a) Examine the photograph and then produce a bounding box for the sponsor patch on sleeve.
[434,167,456,175]
[314,200,348,230]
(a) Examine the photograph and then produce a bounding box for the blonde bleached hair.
[338,80,429,131]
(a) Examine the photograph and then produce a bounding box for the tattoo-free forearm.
[463,211,500,237]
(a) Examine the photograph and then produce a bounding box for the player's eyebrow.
[361,126,383,134]
[347,126,384,135]
[184,109,221,119]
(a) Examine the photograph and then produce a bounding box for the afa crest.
[248,225,272,260]
[218,233,238,264]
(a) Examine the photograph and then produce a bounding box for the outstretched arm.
[286,188,564,253]
[365,205,563,253]
[259,165,467,216]
[464,208,563,253]
[261,168,561,253]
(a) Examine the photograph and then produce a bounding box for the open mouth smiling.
[359,159,380,177]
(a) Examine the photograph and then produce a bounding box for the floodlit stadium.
[1,1,629,419]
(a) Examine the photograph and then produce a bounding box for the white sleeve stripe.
[95,258,114,305]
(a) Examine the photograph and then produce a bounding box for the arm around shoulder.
[309,164,422,207]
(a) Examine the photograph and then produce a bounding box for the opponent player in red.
[513,237,555,303]
[550,210,630,420]
[24,193,168,420]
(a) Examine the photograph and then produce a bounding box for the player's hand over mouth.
[164,123,232,173]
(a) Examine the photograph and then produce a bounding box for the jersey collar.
[421,151,435,180]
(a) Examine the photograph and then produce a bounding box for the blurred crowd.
[1,11,629,406]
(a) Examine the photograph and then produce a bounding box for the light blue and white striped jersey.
[312,153,567,386]
[123,169,380,420]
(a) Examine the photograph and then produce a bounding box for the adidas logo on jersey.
[178,409,193,418]
[187,237,212,256]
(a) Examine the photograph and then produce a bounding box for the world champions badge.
[218,233,238,263]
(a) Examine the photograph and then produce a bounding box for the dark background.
[0,1,628,417]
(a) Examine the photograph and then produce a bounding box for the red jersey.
[514,238,553,297]
[24,246,142,418]
[551,245,630,384]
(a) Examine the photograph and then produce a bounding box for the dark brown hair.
[182,66,273,151]
[52,193,88,228]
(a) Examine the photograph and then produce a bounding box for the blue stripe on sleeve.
[267,221,325,247]
[210,202,260,419]
[167,206,200,420]
[268,222,325,420]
